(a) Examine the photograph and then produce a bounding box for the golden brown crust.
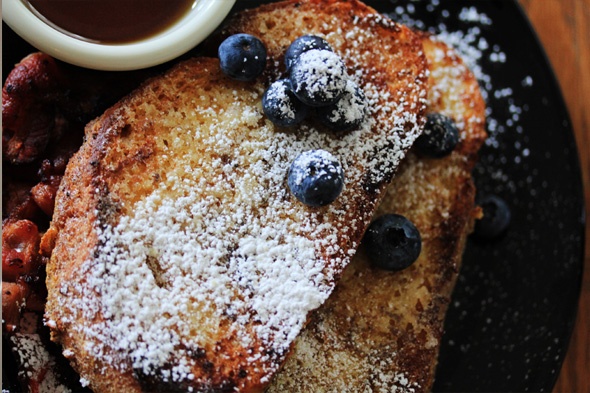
[44,1,428,391]
[267,34,487,392]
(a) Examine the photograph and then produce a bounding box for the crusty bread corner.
[43,1,429,391]
[267,34,487,392]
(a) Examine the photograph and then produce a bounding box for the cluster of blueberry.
[217,33,367,135]
[263,35,368,131]
[270,36,372,209]
[217,34,350,209]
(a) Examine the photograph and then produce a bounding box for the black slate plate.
[2,1,585,392]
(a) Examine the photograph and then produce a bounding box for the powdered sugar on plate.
[387,0,531,166]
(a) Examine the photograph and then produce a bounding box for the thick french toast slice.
[43,1,428,391]
[267,34,487,392]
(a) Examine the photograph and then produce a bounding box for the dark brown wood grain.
[517,1,590,392]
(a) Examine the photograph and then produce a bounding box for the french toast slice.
[267,33,487,392]
[42,1,428,391]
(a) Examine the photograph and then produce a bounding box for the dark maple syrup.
[26,0,196,44]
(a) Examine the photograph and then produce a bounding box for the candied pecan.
[2,219,42,281]
[2,53,63,164]
[2,281,31,332]
[39,227,57,258]
[31,176,62,217]
[38,157,68,180]
[2,178,39,220]
[23,287,46,312]
[3,52,153,164]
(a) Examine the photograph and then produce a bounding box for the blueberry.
[414,113,460,157]
[288,149,344,207]
[363,214,421,271]
[285,35,333,71]
[289,49,347,107]
[316,79,367,132]
[474,195,511,239]
[218,34,267,81]
[262,79,309,127]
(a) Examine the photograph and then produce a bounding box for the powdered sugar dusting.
[325,79,368,126]
[49,8,427,389]
[265,80,298,120]
[291,49,347,104]
[289,149,343,187]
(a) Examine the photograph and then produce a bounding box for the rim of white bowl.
[2,0,236,71]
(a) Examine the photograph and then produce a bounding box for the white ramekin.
[2,0,236,71]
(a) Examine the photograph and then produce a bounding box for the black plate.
[2,1,585,392]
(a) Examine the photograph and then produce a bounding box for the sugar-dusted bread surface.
[267,34,487,392]
[43,1,428,391]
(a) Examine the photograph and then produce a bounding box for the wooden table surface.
[516,1,589,392]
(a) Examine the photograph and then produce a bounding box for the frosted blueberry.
[288,149,344,207]
[285,35,333,71]
[262,79,309,127]
[316,79,367,132]
[289,49,347,107]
